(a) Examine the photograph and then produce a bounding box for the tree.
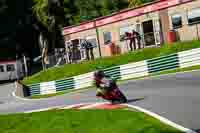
[128,0,155,8]
[128,0,144,7]
[63,0,78,26]
[33,0,65,69]
[66,0,129,25]
[0,0,33,60]
[33,0,49,28]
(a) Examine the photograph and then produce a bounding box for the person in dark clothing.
[125,32,136,51]
[132,30,142,49]
[93,70,116,96]
[67,45,72,63]
[82,40,94,60]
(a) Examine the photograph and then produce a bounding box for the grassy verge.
[22,40,200,85]
[0,109,183,133]
[27,65,200,99]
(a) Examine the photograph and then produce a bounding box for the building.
[62,0,200,59]
[0,60,24,81]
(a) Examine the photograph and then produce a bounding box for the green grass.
[0,110,183,133]
[22,40,200,85]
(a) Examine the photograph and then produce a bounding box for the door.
[71,39,81,62]
[142,20,155,47]
[153,19,162,45]
[136,23,144,48]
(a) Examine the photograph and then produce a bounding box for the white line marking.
[124,104,196,133]
[24,108,53,113]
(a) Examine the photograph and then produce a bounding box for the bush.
[22,40,200,85]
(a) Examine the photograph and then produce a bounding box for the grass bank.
[22,40,200,85]
[0,110,183,133]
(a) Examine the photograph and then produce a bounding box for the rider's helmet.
[94,70,105,80]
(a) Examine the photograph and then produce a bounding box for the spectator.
[125,32,136,51]
[82,40,94,60]
[133,30,142,49]
[67,45,72,63]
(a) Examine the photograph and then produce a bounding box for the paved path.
[0,71,200,131]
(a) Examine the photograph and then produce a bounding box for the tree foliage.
[0,0,155,60]
[63,0,129,26]
[0,0,32,59]
[32,0,155,27]
[128,0,155,8]
[33,0,49,27]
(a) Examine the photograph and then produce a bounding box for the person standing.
[133,30,142,49]
[125,32,136,51]
[82,39,94,60]
[67,45,72,64]
[87,41,94,60]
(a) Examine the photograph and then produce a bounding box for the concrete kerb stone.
[13,81,44,101]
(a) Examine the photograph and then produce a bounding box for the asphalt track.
[0,71,200,131]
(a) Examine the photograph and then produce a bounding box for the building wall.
[64,11,161,58]
[159,9,170,43]
[63,0,199,59]
[97,11,160,57]
[168,0,200,41]
[65,29,101,59]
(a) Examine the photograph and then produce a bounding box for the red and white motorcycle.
[96,86,127,104]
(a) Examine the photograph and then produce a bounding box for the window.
[171,14,182,29]
[80,38,97,49]
[87,38,97,48]
[103,32,112,45]
[119,25,135,41]
[6,64,15,72]
[0,65,4,72]
[188,8,200,25]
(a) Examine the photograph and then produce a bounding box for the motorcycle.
[96,87,127,104]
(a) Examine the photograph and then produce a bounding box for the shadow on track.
[194,129,200,133]
[0,80,14,85]
[127,97,146,103]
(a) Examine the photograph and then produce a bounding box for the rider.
[93,70,116,97]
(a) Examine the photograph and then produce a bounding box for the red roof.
[63,0,193,35]
[0,60,16,64]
